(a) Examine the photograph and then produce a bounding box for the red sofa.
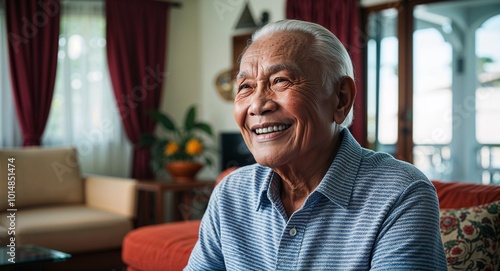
[122,178,500,271]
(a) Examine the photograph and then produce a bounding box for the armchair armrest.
[84,175,137,218]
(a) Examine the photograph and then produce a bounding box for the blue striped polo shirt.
[186,129,447,270]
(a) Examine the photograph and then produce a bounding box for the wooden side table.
[136,179,215,225]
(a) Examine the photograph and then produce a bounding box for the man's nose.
[248,86,277,116]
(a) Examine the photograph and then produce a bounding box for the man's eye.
[274,78,287,84]
[238,84,251,91]
[272,78,290,91]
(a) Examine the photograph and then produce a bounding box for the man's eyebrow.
[237,63,302,81]
[236,71,247,81]
[266,63,302,77]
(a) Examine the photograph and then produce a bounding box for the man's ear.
[333,76,356,124]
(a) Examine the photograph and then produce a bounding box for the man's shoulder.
[358,148,432,188]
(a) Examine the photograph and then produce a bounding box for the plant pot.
[166,161,203,182]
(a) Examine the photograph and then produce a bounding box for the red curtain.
[5,0,61,146]
[106,0,170,179]
[286,0,367,147]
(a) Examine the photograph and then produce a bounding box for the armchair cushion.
[0,147,83,210]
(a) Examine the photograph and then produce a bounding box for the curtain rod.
[62,0,182,8]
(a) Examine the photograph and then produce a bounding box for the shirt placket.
[275,204,313,271]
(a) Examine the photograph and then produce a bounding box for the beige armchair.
[0,147,137,254]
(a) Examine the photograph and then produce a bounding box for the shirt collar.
[315,128,362,209]
[256,167,275,211]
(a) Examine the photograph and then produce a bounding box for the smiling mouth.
[253,124,291,135]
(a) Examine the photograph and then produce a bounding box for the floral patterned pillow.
[440,200,500,271]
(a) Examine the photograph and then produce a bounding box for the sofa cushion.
[122,220,201,271]
[0,147,84,210]
[0,205,133,254]
[440,200,500,271]
[432,180,500,209]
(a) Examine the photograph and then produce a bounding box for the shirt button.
[289,227,297,237]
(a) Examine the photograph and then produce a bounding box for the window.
[476,15,500,184]
[412,8,453,181]
[42,1,131,177]
[365,0,500,184]
[366,8,399,155]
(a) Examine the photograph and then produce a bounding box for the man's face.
[233,31,336,168]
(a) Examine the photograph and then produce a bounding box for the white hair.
[248,19,355,127]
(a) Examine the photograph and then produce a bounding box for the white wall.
[161,0,201,125]
[161,0,285,177]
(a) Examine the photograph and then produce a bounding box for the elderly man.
[186,19,447,270]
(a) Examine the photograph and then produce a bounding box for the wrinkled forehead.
[253,30,311,51]
[240,31,313,65]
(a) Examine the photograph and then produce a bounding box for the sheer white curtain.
[0,0,22,147]
[42,1,132,177]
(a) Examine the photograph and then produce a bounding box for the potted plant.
[141,105,217,182]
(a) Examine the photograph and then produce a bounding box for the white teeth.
[255,125,289,135]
